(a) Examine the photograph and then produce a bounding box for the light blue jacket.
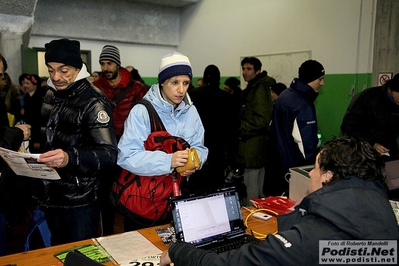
[117,84,208,176]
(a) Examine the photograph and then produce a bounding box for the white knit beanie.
[158,52,192,85]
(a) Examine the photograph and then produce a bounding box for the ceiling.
[124,0,199,7]
[0,0,199,17]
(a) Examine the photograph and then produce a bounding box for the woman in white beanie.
[117,52,208,230]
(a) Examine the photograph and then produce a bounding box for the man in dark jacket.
[160,136,399,266]
[36,39,118,245]
[341,73,399,160]
[237,57,275,206]
[92,45,147,235]
[271,60,325,179]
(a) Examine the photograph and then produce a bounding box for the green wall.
[315,73,372,144]
[143,73,373,146]
[142,77,157,86]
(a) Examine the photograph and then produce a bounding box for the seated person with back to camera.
[160,135,399,266]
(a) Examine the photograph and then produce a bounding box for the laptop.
[170,187,260,253]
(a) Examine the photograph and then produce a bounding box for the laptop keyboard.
[209,235,261,254]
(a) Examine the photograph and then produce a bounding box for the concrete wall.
[373,0,399,84]
[3,0,398,83]
[32,0,181,46]
[29,0,380,79]
[29,36,176,78]
[3,0,399,142]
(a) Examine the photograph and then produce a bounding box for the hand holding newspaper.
[0,147,61,180]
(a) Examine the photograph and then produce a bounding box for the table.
[0,207,277,266]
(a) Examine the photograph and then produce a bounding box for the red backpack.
[110,99,189,224]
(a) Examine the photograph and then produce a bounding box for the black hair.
[224,77,240,89]
[318,136,386,186]
[241,57,262,71]
[203,64,220,86]
[19,73,29,86]
[272,82,287,96]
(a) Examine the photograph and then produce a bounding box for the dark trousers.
[99,165,121,236]
[0,213,5,256]
[44,204,100,246]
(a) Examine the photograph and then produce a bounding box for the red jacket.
[93,67,147,139]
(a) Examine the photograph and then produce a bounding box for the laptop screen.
[170,187,245,247]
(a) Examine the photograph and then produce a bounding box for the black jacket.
[188,84,235,192]
[0,126,24,213]
[23,86,48,153]
[167,176,399,266]
[37,78,117,208]
[341,86,399,159]
[271,78,319,174]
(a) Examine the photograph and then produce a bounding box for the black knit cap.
[45,38,82,69]
[298,60,325,83]
[203,64,220,86]
[224,77,240,89]
[387,73,399,92]
[271,82,287,96]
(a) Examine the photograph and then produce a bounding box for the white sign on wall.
[241,51,311,88]
[378,73,393,86]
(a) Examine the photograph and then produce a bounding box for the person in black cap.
[271,59,325,186]
[223,76,242,110]
[36,39,118,245]
[341,72,399,161]
[270,82,287,103]
[223,77,242,172]
[188,65,235,194]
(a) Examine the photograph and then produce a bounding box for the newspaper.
[93,230,162,265]
[0,147,61,180]
[390,200,399,226]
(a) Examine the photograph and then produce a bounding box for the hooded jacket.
[93,67,147,139]
[271,78,319,174]
[38,64,118,208]
[117,84,208,176]
[237,70,275,168]
[167,176,399,266]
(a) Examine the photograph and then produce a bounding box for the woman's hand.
[171,148,189,169]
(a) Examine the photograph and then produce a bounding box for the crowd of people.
[1,37,398,263]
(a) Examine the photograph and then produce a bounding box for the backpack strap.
[110,79,136,108]
[135,99,166,132]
